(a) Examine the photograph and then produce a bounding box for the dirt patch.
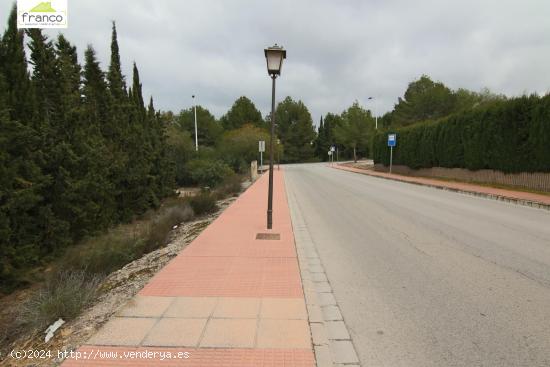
[0,195,238,367]
[176,187,202,198]
[340,160,374,171]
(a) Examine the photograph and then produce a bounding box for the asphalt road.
[284,163,550,367]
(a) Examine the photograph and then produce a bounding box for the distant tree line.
[313,75,511,163]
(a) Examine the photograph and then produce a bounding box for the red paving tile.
[139,172,303,298]
[140,256,303,297]
[335,165,550,206]
[62,346,315,367]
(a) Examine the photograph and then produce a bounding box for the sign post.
[259,140,265,173]
[328,150,333,165]
[330,146,335,166]
[387,134,397,174]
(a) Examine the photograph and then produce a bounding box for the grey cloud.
[2,0,549,123]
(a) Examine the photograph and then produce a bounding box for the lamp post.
[367,96,378,130]
[264,44,286,230]
[277,139,281,171]
[192,95,198,151]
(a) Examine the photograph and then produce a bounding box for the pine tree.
[275,97,316,162]
[177,106,223,147]
[221,96,264,130]
[334,102,372,162]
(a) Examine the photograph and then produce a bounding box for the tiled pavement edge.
[285,183,361,367]
[334,164,550,211]
[61,171,315,366]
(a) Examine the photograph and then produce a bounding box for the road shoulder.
[334,164,550,211]
[285,179,361,367]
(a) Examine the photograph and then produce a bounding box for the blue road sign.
[388,134,397,147]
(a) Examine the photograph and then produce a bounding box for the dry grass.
[143,202,194,253]
[16,271,102,332]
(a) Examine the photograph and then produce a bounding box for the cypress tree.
[82,45,110,136]
[81,45,117,229]
[107,22,126,100]
[55,34,81,133]
[0,18,176,291]
[0,71,49,289]
[132,62,145,116]
[1,5,33,122]
[55,35,115,238]
[314,116,326,160]
[27,28,72,253]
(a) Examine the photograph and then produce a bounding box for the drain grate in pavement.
[256,233,281,240]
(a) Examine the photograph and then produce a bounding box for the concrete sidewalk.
[334,164,550,210]
[62,171,314,366]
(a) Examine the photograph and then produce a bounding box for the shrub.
[62,198,196,275]
[214,174,243,199]
[218,124,270,172]
[16,271,102,331]
[62,229,146,275]
[144,202,194,252]
[189,193,218,215]
[186,159,234,187]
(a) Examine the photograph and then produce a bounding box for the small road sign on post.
[259,140,265,173]
[388,134,397,174]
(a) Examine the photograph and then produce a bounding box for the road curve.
[284,163,550,367]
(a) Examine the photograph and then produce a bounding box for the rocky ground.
[0,189,244,367]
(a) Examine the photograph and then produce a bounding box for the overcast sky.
[2,0,550,123]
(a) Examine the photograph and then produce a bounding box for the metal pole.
[277,145,280,170]
[267,75,276,229]
[260,151,263,173]
[375,116,378,130]
[390,146,393,174]
[336,147,339,163]
[193,96,198,152]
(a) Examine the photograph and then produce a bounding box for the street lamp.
[367,96,378,130]
[192,95,198,151]
[277,139,281,171]
[264,44,286,230]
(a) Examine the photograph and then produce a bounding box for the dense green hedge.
[373,95,550,173]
